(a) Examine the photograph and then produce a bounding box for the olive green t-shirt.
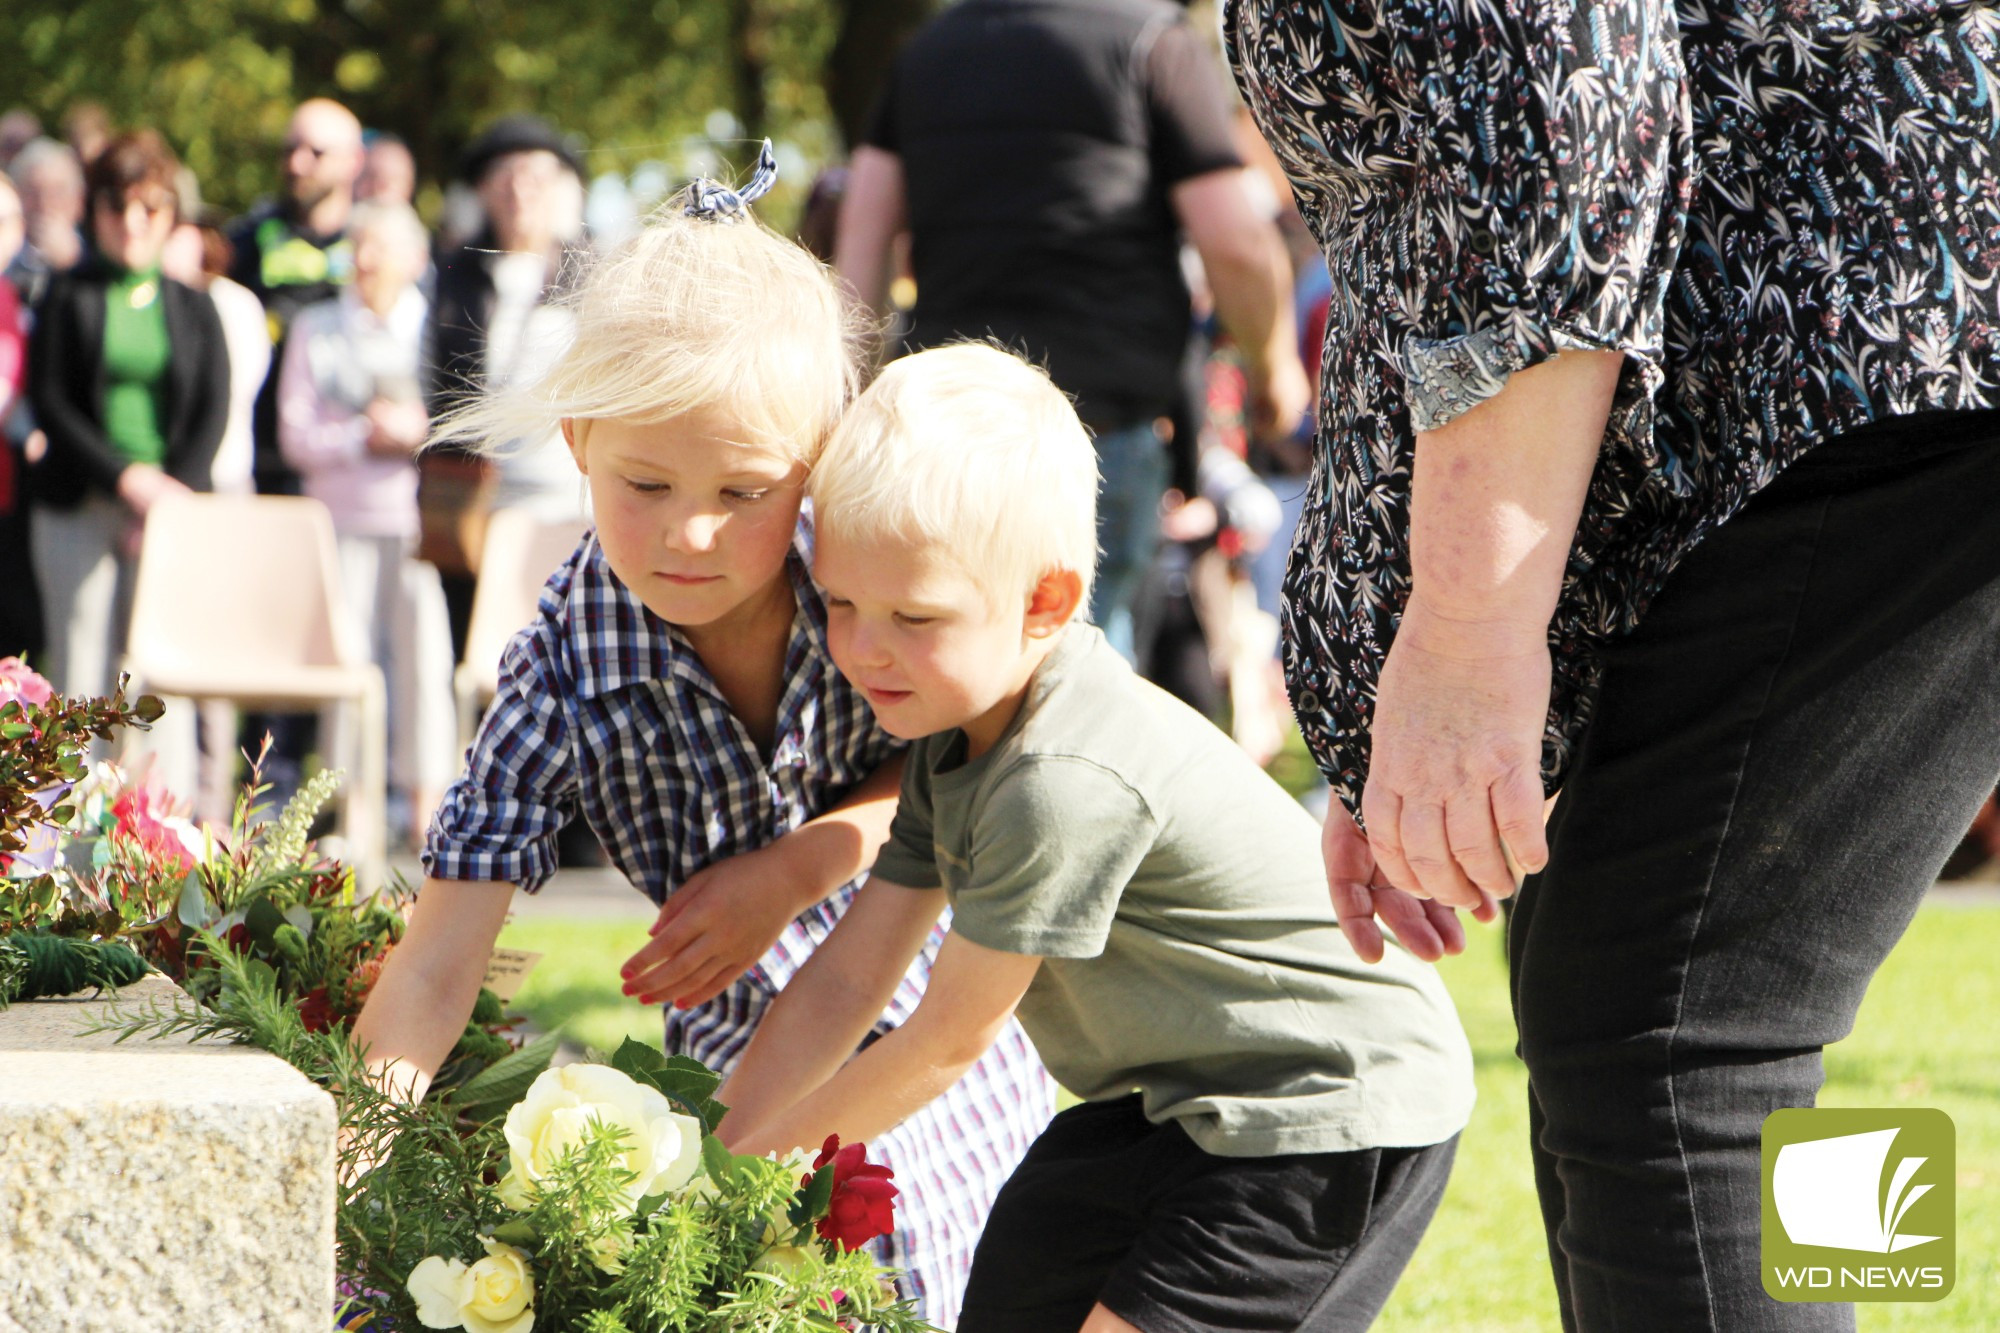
[873,625,1474,1157]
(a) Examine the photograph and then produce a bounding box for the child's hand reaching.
[1323,806,1496,964]
[620,843,816,1009]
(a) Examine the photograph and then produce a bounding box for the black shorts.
[958,1095,1457,1333]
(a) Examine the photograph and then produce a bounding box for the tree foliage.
[2,0,938,216]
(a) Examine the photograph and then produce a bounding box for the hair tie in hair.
[685,140,778,221]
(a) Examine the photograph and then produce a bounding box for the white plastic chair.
[455,508,591,748]
[123,493,387,888]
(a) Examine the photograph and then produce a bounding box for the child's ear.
[1024,568,1084,639]
[560,418,587,474]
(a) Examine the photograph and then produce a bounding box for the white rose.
[406,1254,469,1329]
[499,1063,704,1213]
[405,1238,535,1333]
[586,1230,628,1275]
[462,1239,536,1333]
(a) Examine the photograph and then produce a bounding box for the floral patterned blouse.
[1224,0,2000,813]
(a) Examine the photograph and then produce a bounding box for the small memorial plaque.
[482,948,543,1002]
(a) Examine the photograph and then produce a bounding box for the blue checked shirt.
[423,518,905,992]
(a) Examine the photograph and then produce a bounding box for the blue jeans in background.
[1089,420,1170,662]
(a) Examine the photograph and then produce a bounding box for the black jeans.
[961,1095,1457,1332]
[1510,416,2000,1331]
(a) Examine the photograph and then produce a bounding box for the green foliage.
[0,680,163,937]
[454,1028,567,1121]
[0,931,149,1008]
[611,1036,730,1135]
[0,0,941,218]
[240,765,344,894]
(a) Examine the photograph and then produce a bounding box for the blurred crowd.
[0,66,1350,856]
[0,98,590,843]
[5,38,1994,875]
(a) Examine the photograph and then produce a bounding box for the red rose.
[298,986,334,1034]
[810,1134,899,1251]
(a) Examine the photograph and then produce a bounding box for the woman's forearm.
[1356,349,1624,905]
[1405,349,1622,643]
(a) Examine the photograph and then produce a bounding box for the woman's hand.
[1357,348,1622,910]
[115,462,191,517]
[1358,594,1551,910]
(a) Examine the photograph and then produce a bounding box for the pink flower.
[112,784,194,873]
[0,656,52,708]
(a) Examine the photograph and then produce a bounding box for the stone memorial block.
[0,972,335,1331]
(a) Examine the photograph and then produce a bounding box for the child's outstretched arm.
[620,752,908,1009]
[723,912,1041,1157]
[350,876,515,1102]
[714,877,945,1140]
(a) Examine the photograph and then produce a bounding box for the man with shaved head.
[225,97,368,800]
[227,96,365,496]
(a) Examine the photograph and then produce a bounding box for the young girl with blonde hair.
[349,152,1054,1325]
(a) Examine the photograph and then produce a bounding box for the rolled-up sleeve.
[1395,0,1692,433]
[422,625,577,892]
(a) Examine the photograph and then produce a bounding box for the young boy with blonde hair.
[720,343,1476,1332]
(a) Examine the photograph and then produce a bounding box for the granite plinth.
[0,972,335,1331]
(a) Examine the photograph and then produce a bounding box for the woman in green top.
[27,129,227,699]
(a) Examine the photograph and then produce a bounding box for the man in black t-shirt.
[837,0,1308,660]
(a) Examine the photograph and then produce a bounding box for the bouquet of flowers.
[0,658,518,1089]
[344,1039,927,1333]
[104,927,922,1332]
[6,666,933,1331]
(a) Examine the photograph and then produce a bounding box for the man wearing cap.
[422,114,588,653]
[227,97,366,496]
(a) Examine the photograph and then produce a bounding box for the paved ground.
[387,853,657,919]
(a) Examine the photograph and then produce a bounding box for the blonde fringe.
[809,343,1102,609]
[430,191,870,466]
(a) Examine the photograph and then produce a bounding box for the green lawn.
[499,903,2000,1330]
[495,916,661,1058]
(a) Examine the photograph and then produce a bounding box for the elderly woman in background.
[28,129,227,701]
[278,198,457,847]
[422,115,587,654]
